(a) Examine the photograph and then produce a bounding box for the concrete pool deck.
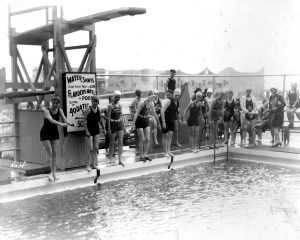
[0,141,300,203]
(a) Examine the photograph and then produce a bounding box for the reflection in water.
[0,160,300,240]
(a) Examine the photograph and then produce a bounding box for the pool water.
[0,160,300,240]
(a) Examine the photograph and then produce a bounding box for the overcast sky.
[0,0,299,82]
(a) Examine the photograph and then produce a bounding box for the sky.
[0,0,300,85]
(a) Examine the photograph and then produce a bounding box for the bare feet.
[86,165,91,172]
[119,160,125,167]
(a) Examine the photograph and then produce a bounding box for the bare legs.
[43,139,59,180]
[136,127,150,160]
[149,116,158,145]
[87,135,100,170]
[272,127,281,146]
[174,120,181,146]
[162,131,174,156]
[287,107,296,127]
[188,126,199,151]
[224,121,236,146]
[109,131,125,166]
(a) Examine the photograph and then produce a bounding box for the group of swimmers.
[39,69,299,180]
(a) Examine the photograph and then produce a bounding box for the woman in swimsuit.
[183,91,204,152]
[40,95,74,180]
[132,90,160,161]
[107,90,125,166]
[83,95,106,171]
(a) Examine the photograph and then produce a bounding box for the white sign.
[64,73,96,132]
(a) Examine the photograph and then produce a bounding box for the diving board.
[13,7,146,45]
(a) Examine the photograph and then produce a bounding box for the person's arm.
[161,99,171,128]
[83,107,90,135]
[177,105,182,124]
[277,94,286,109]
[240,96,248,113]
[120,104,125,129]
[107,104,112,134]
[132,101,144,126]
[252,96,258,113]
[293,90,300,107]
[129,99,136,117]
[59,108,74,126]
[44,108,67,127]
[97,106,106,133]
[150,102,161,128]
[165,79,169,91]
[208,100,215,123]
[183,102,192,123]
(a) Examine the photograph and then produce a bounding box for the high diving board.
[13,7,146,45]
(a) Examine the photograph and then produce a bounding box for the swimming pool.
[0,160,299,240]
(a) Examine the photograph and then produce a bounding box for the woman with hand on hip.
[83,95,106,171]
[40,95,74,180]
[183,91,204,152]
[107,90,125,166]
[132,90,160,161]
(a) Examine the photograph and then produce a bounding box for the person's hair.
[51,95,60,103]
[170,69,176,73]
[148,90,155,97]
[194,88,202,94]
[227,90,233,95]
[135,89,142,97]
[91,95,99,102]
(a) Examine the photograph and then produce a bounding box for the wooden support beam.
[58,40,72,72]
[41,48,57,79]
[10,6,50,16]
[16,48,36,91]
[43,59,56,89]
[5,82,52,90]
[78,36,96,72]
[16,65,25,83]
[47,44,89,52]
[34,57,44,83]
[0,90,54,99]
[84,41,96,72]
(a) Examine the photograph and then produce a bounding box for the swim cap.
[174,88,181,96]
[113,90,121,96]
[207,88,213,93]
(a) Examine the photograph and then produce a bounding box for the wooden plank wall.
[18,110,89,169]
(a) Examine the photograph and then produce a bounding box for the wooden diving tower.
[1,5,146,169]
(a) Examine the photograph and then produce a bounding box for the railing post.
[283,75,286,97]
[212,75,215,95]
